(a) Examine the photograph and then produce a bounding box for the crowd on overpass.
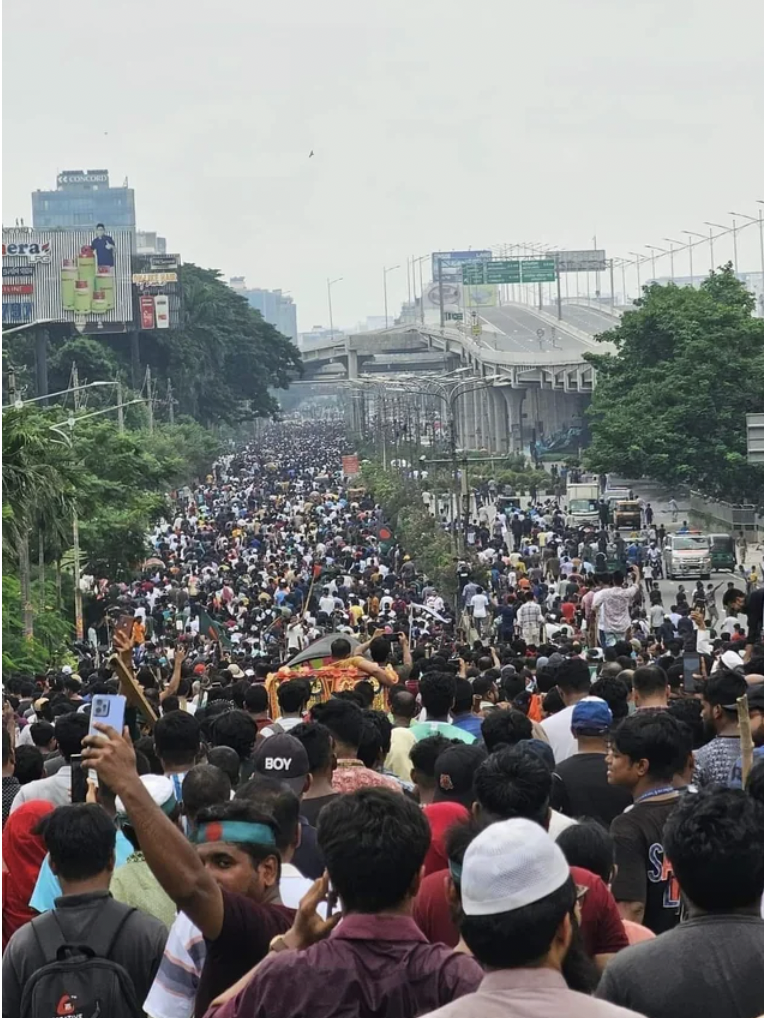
[2,419,764,1018]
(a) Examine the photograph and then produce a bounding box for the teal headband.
[191,820,277,847]
[448,860,463,884]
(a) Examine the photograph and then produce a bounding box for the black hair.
[277,679,311,714]
[556,818,614,884]
[453,678,474,715]
[555,658,591,695]
[134,735,164,775]
[317,788,430,912]
[54,711,89,762]
[611,711,689,782]
[722,588,746,608]
[461,877,577,969]
[667,698,706,749]
[419,672,456,718]
[195,799,281,867]
[211,709,257,762]
[353,681,376,709]
[390,688,417,719]
[368,637,391,664]
[154,710,201,767]
[330,638,352,659]
[589,675,630,721]
[663,788,764,911]
[235,775,301,853]
[42,803,116,881]
[289,721,333,774]
[206,746,241,789]
[472,675,497,700]
[311,698,363,750]
[95,222,105,229]
[357,718,383,769]
[633,665,668,699]
[703,670,748,712]
[13,745,45,784]
[481,709,533,753]
[474,746,551,826]
[244,684,269,714]
[444,817,479,880]
[30,721,56,748]
[409,734,455,782]
[542,687,565,715]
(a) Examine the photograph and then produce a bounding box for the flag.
[197,609,232,650]
[410,602,449,624]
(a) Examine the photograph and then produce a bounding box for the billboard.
[463,284,497,308]
[2,227,133,330]
[423,278,462,311]
[555,249,607,272]
[132,253,183,330]
[431,250,492,281]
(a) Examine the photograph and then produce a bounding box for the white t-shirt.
[471,593,490,618]
[541,697,607,764]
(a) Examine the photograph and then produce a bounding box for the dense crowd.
[2,420,764,1018]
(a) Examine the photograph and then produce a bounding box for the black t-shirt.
[292,816,324,879]
[552,753,633,827]
[195,888,294,1017]
[300,792,339,828]
[610,798,680,934]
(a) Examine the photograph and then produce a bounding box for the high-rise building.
[31,169,136,232]
[136,230,167,255]
[228,278,298,343]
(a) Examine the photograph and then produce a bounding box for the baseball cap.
[571,698,613,734]
[252,734,309,794]
[433,743,487,810]
[747,683,764,711]
[61,665,73,676]
[461,817,571,916]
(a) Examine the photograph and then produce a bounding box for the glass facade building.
[31,170,136,232]
[229,280,298,343]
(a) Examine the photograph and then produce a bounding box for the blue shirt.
[450,713,484,739]
[30,829,134,913]
[90,233,116,267]
[729,745,764,789]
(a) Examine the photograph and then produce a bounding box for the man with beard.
[419,818,643,1018]
[693,669,748,788]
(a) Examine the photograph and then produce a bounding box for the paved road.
[547,304,621,336]
[478,304,596,359]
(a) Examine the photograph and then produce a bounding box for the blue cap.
[571,697,613,733]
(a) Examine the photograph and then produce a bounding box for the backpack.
[21,904,143,1018]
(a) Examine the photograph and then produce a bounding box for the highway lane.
[479,303,597,359]
[546,304,621,336]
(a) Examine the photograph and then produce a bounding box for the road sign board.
[432,250,492,279]
[520,259,556,283]
[746,413,764,463]
[444,311,464,321]
[461,263,487,285]
[485,260,522,284]
[556,249,607,272]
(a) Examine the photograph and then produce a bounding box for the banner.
[341,454,360,476]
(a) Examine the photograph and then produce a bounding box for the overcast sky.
[3,0,763,331]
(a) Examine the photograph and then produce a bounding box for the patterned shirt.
[694,735,742,788]
[331,759,403,794]
[2,775,20,827]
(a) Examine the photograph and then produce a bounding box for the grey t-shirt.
[596,914,764,1018]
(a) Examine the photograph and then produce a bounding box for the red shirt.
[413,866,628,959]
[561,602,577,622]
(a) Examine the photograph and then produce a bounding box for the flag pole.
[302,566,320,620]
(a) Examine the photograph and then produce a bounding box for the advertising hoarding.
[131,253,183,330]
[555,249,607,272]
[2,227,133,330]
[431,250,492,280]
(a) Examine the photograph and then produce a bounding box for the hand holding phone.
[88,694,126,742]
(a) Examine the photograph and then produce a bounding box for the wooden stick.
[301,569,319,620]
[737,693,754,788]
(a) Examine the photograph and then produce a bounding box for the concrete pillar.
[472,387,481,450]
[347,348,359,380]
[482,390,494,451]
[502,388,528,456]
[490,388,509,453]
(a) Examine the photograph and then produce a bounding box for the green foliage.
[2,575,72,674]
[584,266,764,499]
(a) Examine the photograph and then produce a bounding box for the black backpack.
[20,904,143,1018]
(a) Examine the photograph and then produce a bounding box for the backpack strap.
[30,913,69,965]
[83,901,137,959]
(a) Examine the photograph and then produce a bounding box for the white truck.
[566,482,601,527]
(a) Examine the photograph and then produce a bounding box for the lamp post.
[628,252,643,293]
[327,276,342,340]
[682,230,709,280]
[664,238,690,286]
[731,209,764,310]
[383,264,400,329]
[706,220,737,272]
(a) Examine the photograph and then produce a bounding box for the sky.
[3,0,764,332]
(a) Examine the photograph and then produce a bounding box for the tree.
[584,266,764,500]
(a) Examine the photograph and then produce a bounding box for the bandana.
[191,821,277,847]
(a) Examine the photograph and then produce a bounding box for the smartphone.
[88,694,126,739]
[683,652,701,693]
[70,754,88,804]
[115,614,135,643]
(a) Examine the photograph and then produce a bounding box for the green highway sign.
[461,262,486,285]
[462,259,556,285]
[445,311,464,321]
[520,259,556,283]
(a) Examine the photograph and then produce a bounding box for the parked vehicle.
[613,500,642,531]
[709,533,736,572]
[664,533,712,580]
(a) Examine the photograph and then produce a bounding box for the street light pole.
[682,230,709,280]
[327,276,343,339]
[628,253,643,293]
[703,223,719,270]
[383,264,400,329]
[732,208,764,315]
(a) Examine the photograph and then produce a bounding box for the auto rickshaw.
[710,533,736,572]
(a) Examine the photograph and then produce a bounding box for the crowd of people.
[2,419,764,1018]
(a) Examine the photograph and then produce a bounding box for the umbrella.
[287,633,360,668]
[143,557,164,569]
